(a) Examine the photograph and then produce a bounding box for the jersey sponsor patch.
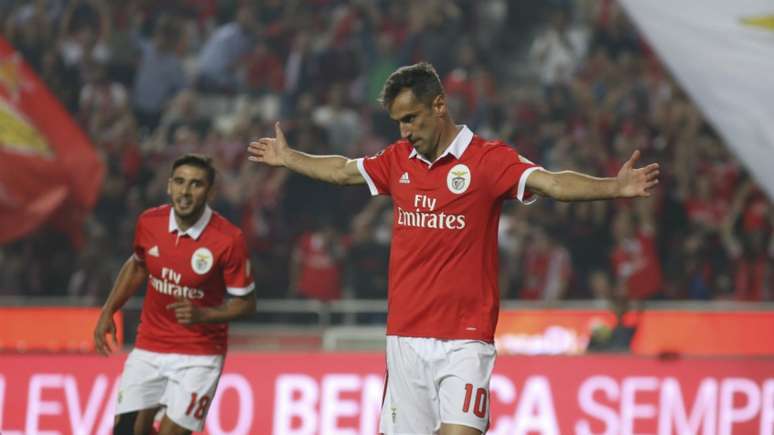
[191,247,214,275]
[447,164,471,194]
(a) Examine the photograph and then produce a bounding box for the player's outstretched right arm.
[247,122,364,186]
[93,256,148,356]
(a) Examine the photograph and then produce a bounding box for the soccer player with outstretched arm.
[247,62,658,435]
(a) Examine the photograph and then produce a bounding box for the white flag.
[620,0,774,199]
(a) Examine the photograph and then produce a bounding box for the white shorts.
[115,348,224,432]
[379,336,496,435]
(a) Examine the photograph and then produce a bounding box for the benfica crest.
[191,247,214,275]
[447,164,471,194]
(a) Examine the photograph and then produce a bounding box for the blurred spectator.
[347,197,390,323]
[102,0,140,87]
[39,48,80,111]
[529,8,589,87]
[148,89,211,152]
[194,4,257,93]
[588,269,614,301]
[58,0,111,69]
[4,0,59,70]
[365,32,401,105]
[590,1,640,60]
[720,180,774,301]
[587,272,638,352]
[282,31,320,112]
[610,201,664,300]
[132,15,186,131]
[244,40,285,94]
[348,197,390,301]
[290,217,348,302]
[498,206,528,299]
[559,201,611,298]
[281,122,347,231]
[519,225,573,301]
[312,83,362,155]
[402,0,461,77]
[682,177,726,232]
[677,229,718,300]
[78,62,135,149]
[66,222,116,304]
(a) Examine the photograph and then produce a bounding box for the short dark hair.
[378,62,444,109]
[170,153,216,186]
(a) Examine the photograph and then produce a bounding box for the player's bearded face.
[167,165,211,220]
[391,89,442,159]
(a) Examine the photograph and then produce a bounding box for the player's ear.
[166,178,172,196]
[432,94,446,117]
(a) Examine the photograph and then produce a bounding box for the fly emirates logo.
[397,194,466,230]
[149,267,205,299]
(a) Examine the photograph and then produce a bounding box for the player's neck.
[174,208,205,232]
[427,120,461,162]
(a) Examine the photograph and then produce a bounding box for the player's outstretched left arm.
[526,150,659,201]
[166,291,257,325]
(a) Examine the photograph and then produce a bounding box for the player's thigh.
[112,407,159,435]
[437,340,496,433]
[161,354,224,432]
[440,422,483,435]
[379,336,440,434]
[116,349,167,415]
[158,414,192,435]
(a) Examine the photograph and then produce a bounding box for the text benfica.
[149,275,205,299]
[396,206,466,229]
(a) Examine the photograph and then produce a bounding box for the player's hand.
[247,122,290,167]
[616,150,660,198]
[166,297,205,325]
[93,312,118,356]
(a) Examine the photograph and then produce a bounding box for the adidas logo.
[399,172,410,184]
[148,246,160,257]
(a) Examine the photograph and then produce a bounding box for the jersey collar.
[168,205,213,240]
[409,125,473,166]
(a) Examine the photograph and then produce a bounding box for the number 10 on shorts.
[462,383,488,418]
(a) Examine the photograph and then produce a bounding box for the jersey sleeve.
[356,143,398,196]
[484,143,542,204]
[132,216,146,263]
[222,232,256,296]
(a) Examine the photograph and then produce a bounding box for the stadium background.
[0,0,772,433]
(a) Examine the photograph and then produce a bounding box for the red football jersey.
[132,205,254,355]
[611,232,663,300]
[357,126,540,341]
[295,231,344,301]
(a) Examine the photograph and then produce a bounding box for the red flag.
[0,37,105,246]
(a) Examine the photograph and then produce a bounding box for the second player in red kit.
[94,154,256,435]
[248,63,659,435]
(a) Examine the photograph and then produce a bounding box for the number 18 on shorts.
[115,349,224,432]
